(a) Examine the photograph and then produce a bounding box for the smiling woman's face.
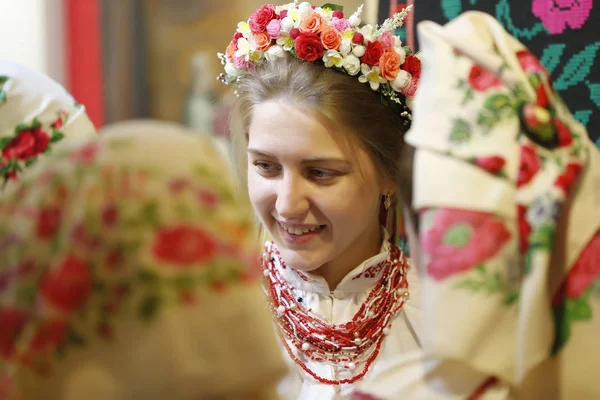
[247,100,386,275]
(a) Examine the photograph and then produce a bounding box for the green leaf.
[540,44,566,75]
[484,94,512,112]
[0,137,12,150]
[573,110,593,127]
[588,82,600,109]
[566,297,593,322]
[14,123,29,133]
[441,0,462,20]
[50,131,65,143]
[449,118,471,144]
[321,3,343,11]
[30,118,41,129]
[477,112,500,129]
[504,290,520,305]
[554,42,600,91]
[25,158,37,168]
[139,295,161,320]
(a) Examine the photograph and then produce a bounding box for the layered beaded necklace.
[262,240,410,385]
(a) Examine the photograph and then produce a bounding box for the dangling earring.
[384,191,393,211]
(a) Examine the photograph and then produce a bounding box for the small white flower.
[288,8,301,22]
[225,62,242,77]
[352,45,366,57]
[281,16,295,31]
[265,45,286,61]
[237,21,251,34]
[315,6,333,18]
[349,5,363,27]
[298,2,312,15]
[235,37,251,59]
[339,39,352,56]
[394,46,406,63]
[323,50,343,68]
[359,64,385,91]
[390,70,411,91]
[343,55,361,75]
[276,35,295,51]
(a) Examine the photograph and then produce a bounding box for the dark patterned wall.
[380,0,600,148]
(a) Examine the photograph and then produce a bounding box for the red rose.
[2,127,50,161]
[401,55,421,79]
[153,225,218,266]
[553,118,573,147]
[40,255,92,312]
[37,206,61,239]
[249,4,277,33]
[294,33,325,62]
[468,65,503,92]
[564,230,600,298]
[0,308,29,359]
[360,41,384,66]
[474,156,506,175]
[422,209,511,280]
[554,162,582,194]
[517,204,531,254]
[517,146,541,187]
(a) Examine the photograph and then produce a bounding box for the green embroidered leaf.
[14,123,29,133]
[0,137,12,150]
[484,94,512,112]
[139,295,161,320]
[504,290,520,305]
[321,3,343,11]
[30,118,41,129]
[529,224,556,250]
[540,44,566,75]
[573,110,593,127]
[495,0,548,40]
[554,43,600,91]
[441,0,462,20]
[477,112,500,130]
[449,118,471,144]
[588,82,600,109]
[566,297,593,322]
[50,131,65,143]
[551,299,570,355]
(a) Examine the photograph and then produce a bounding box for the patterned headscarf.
[0,60,96,190]
[0,125,286,399]
[353,11,599,399]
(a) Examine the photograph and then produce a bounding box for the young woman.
[220,3,432,399]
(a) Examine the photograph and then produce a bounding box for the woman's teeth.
[281,225,322,235]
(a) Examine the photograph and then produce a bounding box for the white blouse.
[274,239,423,400]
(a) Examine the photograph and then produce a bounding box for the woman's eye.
[253,161,279,175]
[309,169,335,180]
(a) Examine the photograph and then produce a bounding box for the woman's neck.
[313,225,383,291]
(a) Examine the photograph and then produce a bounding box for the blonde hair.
[229,55,414,207]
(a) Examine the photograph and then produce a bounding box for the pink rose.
[422,209,511,280]
[233,54,253,71]
[532,0,592,34]
[331,17,351,32]
[379,31,395,49]
[249,4,277,33]
[266,19,282,39]
[564,230,600,298]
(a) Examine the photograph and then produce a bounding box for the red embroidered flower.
[2,127,50,161]
[36,206,62,239]
[474,156,506,175]
[69,142,99,164]
[0,308,29,359]
[554,162,582,194]
[468,65,503,92]
[249,4,277,33]
[564,230,600,298]
[553,118,573,147]
[153,225,218,266]
[517,205,531,254]
[516,50,547,75]
[29,319,67,352]
[517,146,541,187]
[401,55,421,79]
[360,41,384,66]
[294,33,325,62]
[40,255,92,312]
[422,209,511,280]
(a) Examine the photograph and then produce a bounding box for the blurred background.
[1,0,597,146]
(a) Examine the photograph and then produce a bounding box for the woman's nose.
[275,175,310,220]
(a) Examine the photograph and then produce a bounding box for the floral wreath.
[217,2,421,119]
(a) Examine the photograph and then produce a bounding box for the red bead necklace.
[262,240,410,385]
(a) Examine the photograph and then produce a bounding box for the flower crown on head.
[217,2,420,120]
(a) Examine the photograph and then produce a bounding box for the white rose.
[225,62,242,77]
[281,16,295,31]
[339,39,352,56]
[343,55,361,76]
[265,45,286,61]
[298,2,312,15]
[352,45,366,57]
[391,70,411,91]
[394,46,406,64]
